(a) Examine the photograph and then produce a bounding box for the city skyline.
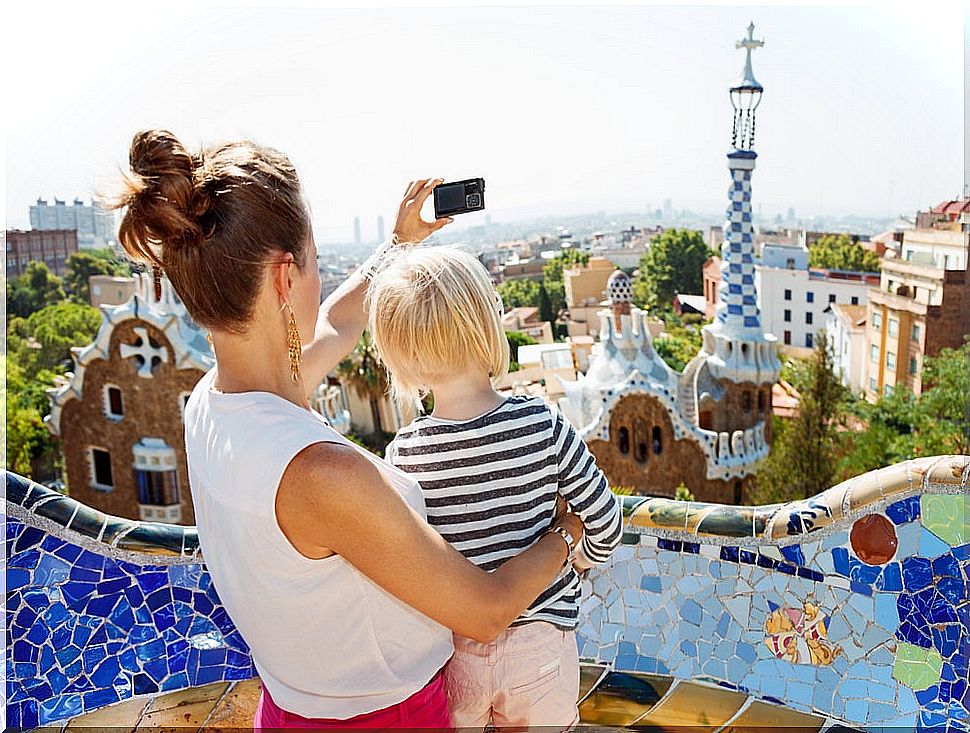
[5,5,964,244]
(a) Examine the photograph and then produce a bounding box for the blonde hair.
[367,246,510,410]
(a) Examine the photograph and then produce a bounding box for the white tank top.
[183,368,453,719]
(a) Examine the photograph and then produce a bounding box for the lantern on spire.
[730,22,765,151]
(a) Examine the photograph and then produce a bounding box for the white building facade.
[826,303,868,394]
[30,198,117,249]
[756,244,880,350]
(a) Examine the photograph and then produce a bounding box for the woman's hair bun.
[117,129,213,263]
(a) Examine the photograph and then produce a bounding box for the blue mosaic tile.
[781,545,805,565]
[90,656,121,688]
[887,496,921,525]
[833,547,850,575]
[681,599,703,626]
[134,673,160,695]
[932,626,962,659]
[8,568,30,592]
[53,542,83,563]
[657,538,683,552]
[915,690,943,711]
[932,554,961,578]
[82,687,119,711]
[720,546,740,562]
[903,556,934,592]
[938,576,966,606]
[38,693,82,726]
[952,544,970,562]
[920,527,952,559]
[795,566,823,582]
[876,562,903,591]
[161,671,190,691]
[848,557,882,585]
[875,593,900,631]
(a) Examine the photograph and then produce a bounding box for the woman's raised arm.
[276,441,582,643]
[300,179,452,386]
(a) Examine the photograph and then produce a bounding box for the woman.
[111,129,584,729]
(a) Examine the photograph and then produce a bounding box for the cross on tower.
[736,22,764,73]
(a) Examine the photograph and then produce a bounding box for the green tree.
[835,338,969,480]
[506,330,538,372]
[3,354,58,479]
[538,283,554,324]
[837,392,918,481]
[653,324,703,372]
[808,234,881,273]
[632,228,713,310]
[8,301,102,379]
[753,334,849,503]
[543,249,590,316]
[336,330,391,437]
[496,279,541,310]
[6,262,66,318]
[64,249,132,303]
[919,338,970,455]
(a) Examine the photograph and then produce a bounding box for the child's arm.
[551,409,623,569]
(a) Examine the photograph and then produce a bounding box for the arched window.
[104,385,124,420]
[618,427,630,455]
[742,391,752,414]
[652,426,662,455]
[633,419,649,463]
[699,411,713,431]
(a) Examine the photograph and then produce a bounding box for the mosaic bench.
[5,455,969,731]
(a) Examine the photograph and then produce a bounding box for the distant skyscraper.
[663,199,673,220]
[29,197,116,249]
[353,217,361,246]
[376,215,385,244]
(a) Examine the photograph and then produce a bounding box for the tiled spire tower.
[701,23,781,385]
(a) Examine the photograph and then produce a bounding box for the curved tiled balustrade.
[5,455,969,731]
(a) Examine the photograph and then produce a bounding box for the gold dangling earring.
[284,303,302,383]
[153,264,163,301]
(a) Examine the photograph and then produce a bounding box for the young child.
[368,246,623,731]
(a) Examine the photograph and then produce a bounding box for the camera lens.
[466,193,481,208]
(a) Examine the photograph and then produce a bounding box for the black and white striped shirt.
[385,395,623,629]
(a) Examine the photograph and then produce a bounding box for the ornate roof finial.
[729,22,765,151]
[735,22,764,92]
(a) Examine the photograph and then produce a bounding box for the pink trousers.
[445,622,580,731]
[254,668,452,729]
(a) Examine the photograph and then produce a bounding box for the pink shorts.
[444,622,580,731]
[254,667,452,729]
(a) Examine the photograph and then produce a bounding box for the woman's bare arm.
[276,441,581,643]
[300,179,452,386]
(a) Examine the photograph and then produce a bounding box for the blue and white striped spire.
[701,23,780,385]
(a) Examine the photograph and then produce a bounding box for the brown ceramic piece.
[850,513,898,565]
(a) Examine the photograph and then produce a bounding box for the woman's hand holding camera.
[393,178,453,244]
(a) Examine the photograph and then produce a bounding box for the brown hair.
[110,129,310,333]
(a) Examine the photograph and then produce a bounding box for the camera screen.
[436,184,465,211]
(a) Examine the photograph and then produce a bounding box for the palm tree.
[336,331,390,437]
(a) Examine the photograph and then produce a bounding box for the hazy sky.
[4,3,965,243]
